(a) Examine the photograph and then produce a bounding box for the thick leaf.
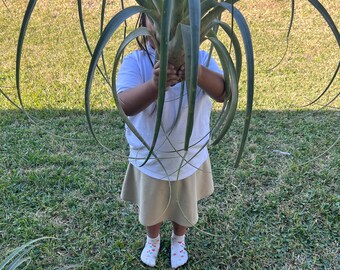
[306,0,339,107]
[152,0,163,14]
[77,0,92,56]
[201,0,219,17]
[77,0,110,85]
[140,0,173,166]
[270,0,295,70]
[120,0,128,50]
[170,0,188,35]
[200,5,225,36]
[0,237,53,270]
[85,6,145,151]
[184,0,201,151]
[215,21,242,81]
[207,19,243,134]
[219,2,254,167]
[100,0,109,77]
[207,32,238,146]
[168,22,185,68]
[0,88,22,111]
[15,1,90,141]
[302,62,339,107]
[16,0,37,111]
[110,27,169,176]
[135,0,156,10]
[100,0,106,34]
[181,24,193,104]
[7,244,36,270]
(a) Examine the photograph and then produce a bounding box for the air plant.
[83,0,253,169]
[1,0,339,266]
[12,0,340,170]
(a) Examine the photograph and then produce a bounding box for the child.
[116,13,228,268]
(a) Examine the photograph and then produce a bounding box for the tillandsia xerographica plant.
[12,0,340,169]
[85,0,252,168]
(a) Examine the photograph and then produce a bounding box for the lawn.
[0,0,339,269]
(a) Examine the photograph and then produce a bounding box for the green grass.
[1,0,339,269]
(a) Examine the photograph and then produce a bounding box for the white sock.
[171,232,188,269]
[140,235,160,267]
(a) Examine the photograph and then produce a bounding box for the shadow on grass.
[0,108,339,269]
[1,107,338,167]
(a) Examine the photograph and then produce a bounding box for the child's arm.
[177,65,229,103]
[198,65,229,103]
[118,62,180,116]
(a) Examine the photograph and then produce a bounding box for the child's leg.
[141,222,162,267]
[171,222,189,268]
[147,222,162,238]
[172,221,186,236]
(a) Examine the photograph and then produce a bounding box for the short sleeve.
[116,53,143,94]
[199,51,223,75]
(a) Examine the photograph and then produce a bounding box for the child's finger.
[177,70,185,77]
[167,73,179,81]
[168,67,177,73]
[154,61,160,69]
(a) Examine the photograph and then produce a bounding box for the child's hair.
[135,12,154,66]
[136,13,148,51]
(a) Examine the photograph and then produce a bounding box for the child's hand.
[177,64,185,82]
[176,64,203,82]
[152,61,180,89]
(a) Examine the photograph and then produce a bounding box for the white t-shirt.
[116,45,222,181]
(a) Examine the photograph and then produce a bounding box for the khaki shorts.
[120,159,214,227]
